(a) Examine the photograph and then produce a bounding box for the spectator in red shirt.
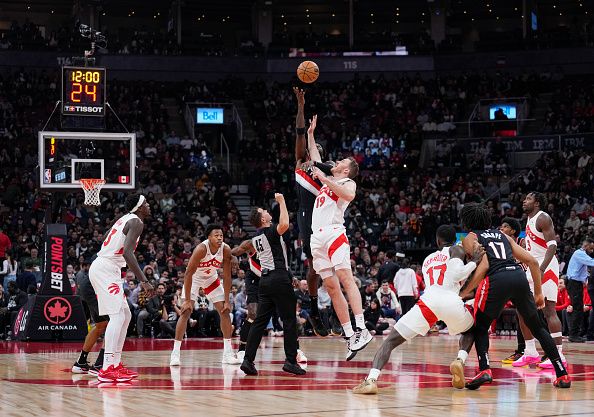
[556,278,571,335]
[0,226,11,262]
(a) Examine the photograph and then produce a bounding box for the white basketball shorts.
[181,275,225,304]
[89,257,127,316]
[525,258,559,302]
[310,226,351,280]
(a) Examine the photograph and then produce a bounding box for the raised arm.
[122,219,151,290]
[312,168,356,202]
[307,115,322,162]
[536,213,558,273]
[276,193,289,235]
[294,87,307,163]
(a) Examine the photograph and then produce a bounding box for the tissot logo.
[64,105,104,113]
[50,236,64,292]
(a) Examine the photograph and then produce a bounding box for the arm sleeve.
[444,258,477,283]
[577,250,594,267]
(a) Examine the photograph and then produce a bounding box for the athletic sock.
[342,322,354,338]
[368,368,381,380]
[354,314,365,330]
[223,338,232,353]
[457,350,469,364]
[94,348,105,367]
[78,350,89,364]
[524,338,538,356]
[103,353,115,371]
[310,296,319,316]
[114,352,122,366]
[173,340,182,352]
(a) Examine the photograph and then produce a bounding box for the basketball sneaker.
[553,375,572,388]
[349,328,373,352]
[170,350,181,366]
[512,354,540,367]
[353,378,378,395]
[240,359,258,376]
[501,351,524,364]
[72,361,91,374]
[296,349,308,363]
[465,369,492,390]
[88,365,101,376]
[222,352,242,365]
[449,358,466,389]
[97,365,134,383]
[282,360,306,375]
[538,357,568,370]
[115,363,139,379]
[308,315,329,337]
[236,350,245,362]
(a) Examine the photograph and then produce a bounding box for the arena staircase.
[231,185,256,234]
[163,97,189,137]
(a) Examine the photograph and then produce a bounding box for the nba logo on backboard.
[44,169,52,184]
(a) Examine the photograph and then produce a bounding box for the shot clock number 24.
[61,66,106,117]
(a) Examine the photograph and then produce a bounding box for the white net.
[80,178,106,206]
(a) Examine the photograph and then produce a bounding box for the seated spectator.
[1,255,18,291]
[364,299,390,336]
[15,260,36,292]
[376,280,400,319]
[159,293,181,338]
[234,285,248,332]
[1,281,27,339]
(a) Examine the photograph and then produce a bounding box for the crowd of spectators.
[0,68,593,341]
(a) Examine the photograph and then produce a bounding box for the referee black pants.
[473,268,568,378]
[245,270,298,364]
[566,278,584,338]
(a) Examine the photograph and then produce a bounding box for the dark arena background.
[0,1,593,416]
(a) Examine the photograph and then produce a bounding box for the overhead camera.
[78,23,107,52]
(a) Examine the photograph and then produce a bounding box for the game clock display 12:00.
[61,66,106,117]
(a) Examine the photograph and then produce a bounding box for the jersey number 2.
[428,264,447,285]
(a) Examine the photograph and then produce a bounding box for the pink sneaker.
[512,354,540,367]
[538,358,568,369]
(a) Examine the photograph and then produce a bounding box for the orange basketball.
[297,60,319,83]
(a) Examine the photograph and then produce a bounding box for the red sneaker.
[97,365,133,383]
[553,375,571,388]
[465,369,493,390]
[115,363,139,379]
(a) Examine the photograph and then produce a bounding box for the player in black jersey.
[293,87,329,337]
[459,203,571,389]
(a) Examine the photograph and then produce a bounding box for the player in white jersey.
[89,194,152,383]
[353,225,484,394]
[306,119,371,359]
[508,192,566,369]
[170,224,241,366]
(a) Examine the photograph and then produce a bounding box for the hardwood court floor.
[0,334,593,417]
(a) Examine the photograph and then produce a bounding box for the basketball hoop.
[80,178,106,206]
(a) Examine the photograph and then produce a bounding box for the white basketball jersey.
[421,246,460,294]
[192,239,224,281]
[311,178,354,230]
[525,211,551,261]
[97,213,141,268]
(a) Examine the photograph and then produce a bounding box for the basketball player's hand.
[274,193,285,202]
[181,300,193,315]
[312,167,326,181]
[470,244,486,264]
[534,292,545,309]
[308,115,317,135]
[141,281,153,292]
[293,87,305,106]
[222,301,231,314]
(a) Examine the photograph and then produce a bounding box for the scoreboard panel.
[61,66,106,117]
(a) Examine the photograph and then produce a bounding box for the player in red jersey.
[89,194,152,382]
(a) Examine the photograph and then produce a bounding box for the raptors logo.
[108,283,121,295]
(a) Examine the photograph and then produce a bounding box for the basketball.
[297,60,319,83]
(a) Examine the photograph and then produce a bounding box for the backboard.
[38,131,136,190]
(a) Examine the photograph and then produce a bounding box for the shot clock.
[61,66,106,116]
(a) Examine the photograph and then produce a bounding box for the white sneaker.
[222,352,242,365]
[170,350,181,366]
[350,328,373,352]
[296,349,308,363]
[236,350,245,362]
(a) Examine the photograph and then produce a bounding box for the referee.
[565,237,594,343]
[234,193,305,376]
